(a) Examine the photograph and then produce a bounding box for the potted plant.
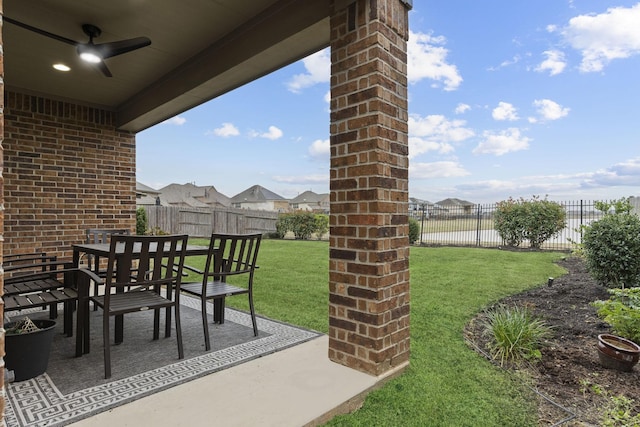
[4,317,57,382]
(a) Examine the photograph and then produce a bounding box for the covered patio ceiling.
[3,0,332,132]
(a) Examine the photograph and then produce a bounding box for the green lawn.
[186,238,566,426]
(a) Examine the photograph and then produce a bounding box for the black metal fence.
[409,200,613,251]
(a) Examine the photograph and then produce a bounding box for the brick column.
[329,0,411,376]
[1,0,6,422]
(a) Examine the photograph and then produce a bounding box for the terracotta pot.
[597,334,640,372]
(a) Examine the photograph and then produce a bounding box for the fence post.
[420,204,426,245]
[475,204,482,247]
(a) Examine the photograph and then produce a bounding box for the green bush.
[582,198,640,288]
[593,288,640,343]
[482,305,552,366]
[494,196,566,249]
[136,207,148,235]
[314,214,329,240]
[275,213,292,238]
[275,212,325,240]
[409,218,420,244]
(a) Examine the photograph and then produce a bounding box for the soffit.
[3,0,330,131]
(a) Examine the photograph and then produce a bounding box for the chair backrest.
[203,233,261,285]
[85,229,131,271]
[85,228,130,244]
[103,234,189,297]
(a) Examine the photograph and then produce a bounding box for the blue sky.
[137,1,640,204]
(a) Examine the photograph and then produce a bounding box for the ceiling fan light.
[53,63,71,72]
[78,46,102,63]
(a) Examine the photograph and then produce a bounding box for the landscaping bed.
[465,256,640,425]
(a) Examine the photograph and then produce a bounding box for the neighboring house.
[159,183,231,208]
[408,197,446,218]
[289,191,329,213]
[136,182,166,206]
[230,185,289,212]
[436,198,477,215]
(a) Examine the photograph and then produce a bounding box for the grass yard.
[186,238,565,426]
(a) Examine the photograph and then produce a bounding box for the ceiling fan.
[3,16,151,77]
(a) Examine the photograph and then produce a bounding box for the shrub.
[482,305,552,366]
[136,207,148,235]
[592,288,640,343]
[275,212,324,240]
[275,213,292,238]
[494,196,566,249]
[290,211,316,239]
[409,218,420,244]
[314,214,329,240]
[146,226,169,235]
[582,198,640,288]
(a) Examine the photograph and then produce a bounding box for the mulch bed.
[464,256,640,426]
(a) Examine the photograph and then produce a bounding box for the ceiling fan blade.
[94,60,113,78]
[98,37,151,59]
[3,16,78,46]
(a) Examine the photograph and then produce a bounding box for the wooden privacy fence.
[143,206,278,237]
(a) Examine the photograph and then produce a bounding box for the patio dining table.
[72,241,209,356]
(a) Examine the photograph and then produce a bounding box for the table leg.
[75,270,91,356]
[213,298,226,324]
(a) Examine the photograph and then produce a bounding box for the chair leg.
[164,306,172,338]
[103,312,111,379]
[175,305,184,359]
[49,303,58,319]
[248,293,258,336]
[63,300,73,337]
[93,281,99,311]
[201,297,211,351]
[153,308,160,340]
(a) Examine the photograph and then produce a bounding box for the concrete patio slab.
[68,335,404,427]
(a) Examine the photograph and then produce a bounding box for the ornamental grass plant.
[483,305,553,366]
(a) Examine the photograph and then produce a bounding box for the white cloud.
[211,122,239,137]
[408,31,462,90]
[272,174,328,184]
[408,114,474,159]
[535,50,567,75]
[287,49,330,93]
[308,139,329,160]
[581,157,640,188]
[488,55,522,71]
[533,99,570,121]
[285,31,463,93]
[561,3,640,72]
[410,161,470,179]
[473,128,531,156]
[250,126,284,140]
[455,103,471,114]
[162,116,186,126]
[492,102,519,121]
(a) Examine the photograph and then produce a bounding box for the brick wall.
[1,92,137,259]
[0,88,136,422]
[1,0,6,420]
[328,0,411,376]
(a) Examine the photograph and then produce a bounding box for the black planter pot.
[5,319,57,382]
